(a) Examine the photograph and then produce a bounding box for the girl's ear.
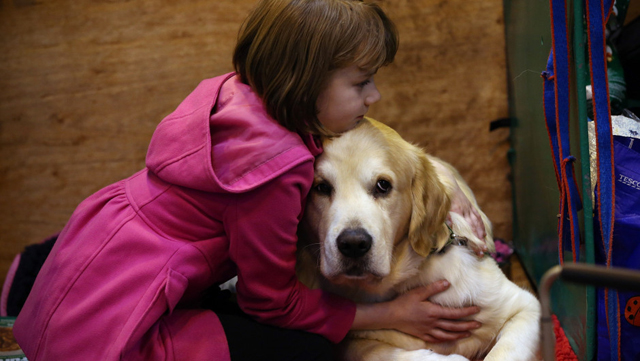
[408,153,451,257]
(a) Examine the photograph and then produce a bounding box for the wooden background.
[0,0,511,287]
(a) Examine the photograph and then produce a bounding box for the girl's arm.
[225,161,355,343]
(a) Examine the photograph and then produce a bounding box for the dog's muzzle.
[337,227,372,258]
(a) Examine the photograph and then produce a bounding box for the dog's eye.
[375,179,392,195]
[315,182,333,196]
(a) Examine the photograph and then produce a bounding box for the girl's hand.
[446,176,488,257]
[353,280,481,343]
[388,280,481,343]
[448,181,486,240]
[430,158,487,256]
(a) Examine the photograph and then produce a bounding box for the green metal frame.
[572,0,596,358]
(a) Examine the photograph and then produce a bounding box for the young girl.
[14,1,484,360]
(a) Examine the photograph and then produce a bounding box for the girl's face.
[316,65,381,133]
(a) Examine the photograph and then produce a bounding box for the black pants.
[217,312,335,361]
[209,289,335,361]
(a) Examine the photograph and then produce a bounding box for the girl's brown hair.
[233,0,398,135]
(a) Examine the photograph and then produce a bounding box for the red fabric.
[553,314,579,361]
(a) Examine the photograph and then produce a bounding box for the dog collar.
[431,224,469,255]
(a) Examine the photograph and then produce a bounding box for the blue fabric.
[588,0,616,265]
[595,137,640,361]
[543,0,583,264]
[585,0,619,359]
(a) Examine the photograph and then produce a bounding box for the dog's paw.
[395,349,469,361]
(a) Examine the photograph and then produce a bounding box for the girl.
[14,1,484,360]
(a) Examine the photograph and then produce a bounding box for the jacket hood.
[146,73,319,193]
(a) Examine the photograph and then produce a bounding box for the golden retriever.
[296,118,540,361]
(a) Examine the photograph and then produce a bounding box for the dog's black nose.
[337,228,372,258]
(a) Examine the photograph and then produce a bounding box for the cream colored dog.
[296,118,540,361]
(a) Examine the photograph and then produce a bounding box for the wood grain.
[0,0,511,288]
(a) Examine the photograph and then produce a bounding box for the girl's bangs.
[352,33,393,72]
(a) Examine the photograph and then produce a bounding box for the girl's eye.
[315,182,333,196]
[374,179,392,195]
[356,79,371,88]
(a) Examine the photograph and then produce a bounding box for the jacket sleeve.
[224,160,356,343]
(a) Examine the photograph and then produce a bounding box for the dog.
[296,118,540,361]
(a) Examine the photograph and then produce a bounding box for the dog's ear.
[408,153,451,257]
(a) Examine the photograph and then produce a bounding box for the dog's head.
[301,118,450,286]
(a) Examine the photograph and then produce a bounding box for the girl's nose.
[364,83,381,106]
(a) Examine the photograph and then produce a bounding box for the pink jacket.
[14,73,356,361]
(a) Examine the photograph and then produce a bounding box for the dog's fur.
[296,118,540,361]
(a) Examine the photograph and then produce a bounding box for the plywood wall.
[0,0,511,286]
